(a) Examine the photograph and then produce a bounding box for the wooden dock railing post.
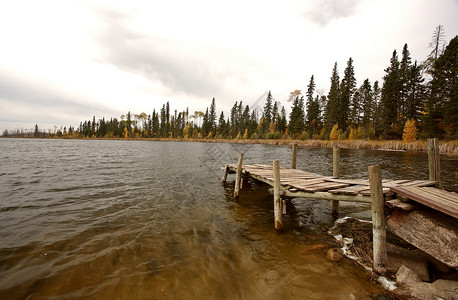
[221,166,229,183]
[428,138,442,189]
[234,153,244,198]
[292,144,297,169]
[332,145,340,215]
[273,160,282,230]
[369,164,387,275]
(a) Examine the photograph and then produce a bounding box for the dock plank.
[390,186,458,218]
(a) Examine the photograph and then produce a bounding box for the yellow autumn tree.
[242,129,248,139]
[403,119,418,142]
[348,127,357,140]
[329,124,339,140]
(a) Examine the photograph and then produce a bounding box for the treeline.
[4,28,457,141]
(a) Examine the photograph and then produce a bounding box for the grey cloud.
[0,71,117,127]
[92,7,224,98]
[306,0,363,26]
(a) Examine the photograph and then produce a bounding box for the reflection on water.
[0,139,456,299]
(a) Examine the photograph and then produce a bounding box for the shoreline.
[3,136,458,157]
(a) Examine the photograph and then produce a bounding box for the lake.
[0,139,456,299]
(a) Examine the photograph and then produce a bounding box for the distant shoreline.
[3,136,458,157]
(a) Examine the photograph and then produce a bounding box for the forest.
[4,28,457,142]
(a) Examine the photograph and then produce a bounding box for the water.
[0,139,456,299]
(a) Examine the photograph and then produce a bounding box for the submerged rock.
[327,248,343,262]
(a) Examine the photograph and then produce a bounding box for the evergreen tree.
[218,111,226,137]
[405,61,426,122]
[289,96,305,137]
[399,44,412,121]
[380,50,401,138]
[263,91,273,132]
[278,106,287,133]
[305,75,316,130]
[325,62,340,130]
[360,79,373,127]
[428,35,458,138]
[350,90,361,126]
[209,98,216,135]
[202,108,210,136]
[338,57,356,131]
[272,101,279,125]
[230,101,238,137]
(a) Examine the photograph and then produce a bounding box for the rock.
[387,243,430,281]
[431,279,458,298]
[395,266,458,300]
[412,249,453,273]
[327,248,343,262]
[396,265,421,284]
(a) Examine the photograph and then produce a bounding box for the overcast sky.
[0,0,457,133]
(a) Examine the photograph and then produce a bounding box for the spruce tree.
[209,98,216,135]
[338,58,356,131]
[306,75,316,129]
[405,61,426,122]
[429,35,458,138]
[263,91,273,132]
[399,44,412,121]
[380,50,401,138]
[289,96,305,137]
[360,79,373,128]
[326,62,340,130]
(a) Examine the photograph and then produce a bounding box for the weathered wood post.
[292,144,297,169]
[273,160,282,230]
[332,145,340,215]
[428,138,442,189]
[369,164,387,275]
[234,153,244,198]
[221,166,229,183]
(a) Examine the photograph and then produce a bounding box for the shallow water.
[0,139,456,299]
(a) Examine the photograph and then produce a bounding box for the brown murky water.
[0,139,456,299]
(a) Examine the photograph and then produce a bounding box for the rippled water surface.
[0,139,456,299]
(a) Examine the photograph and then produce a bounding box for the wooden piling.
[332,146,340,215]
[428,138,442,189]
[234,153,243,198]
[292,144,297,169]
[273,160,282,230]
[221,166,229,183]
[369,164,387,275]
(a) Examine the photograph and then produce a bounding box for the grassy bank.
[4,136,458,157]
[136,137,458,157]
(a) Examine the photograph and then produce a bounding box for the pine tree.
[429,35,458,138]
[326,62,340,130]
[380,50,401,138]
[209,98,216,135]
[263,91,273,132]
[278,106,287,133]
[405,61,426,121]
[399,44,412,121]
[305,75,316,129]
[289,96,305,137]
[360,79,373,128]
[218,111,226,137]
[338,58,356,131]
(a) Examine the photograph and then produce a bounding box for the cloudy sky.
[0,0,457,133]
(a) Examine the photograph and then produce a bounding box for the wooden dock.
[221,139,458,273]
[223,163,437,202]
